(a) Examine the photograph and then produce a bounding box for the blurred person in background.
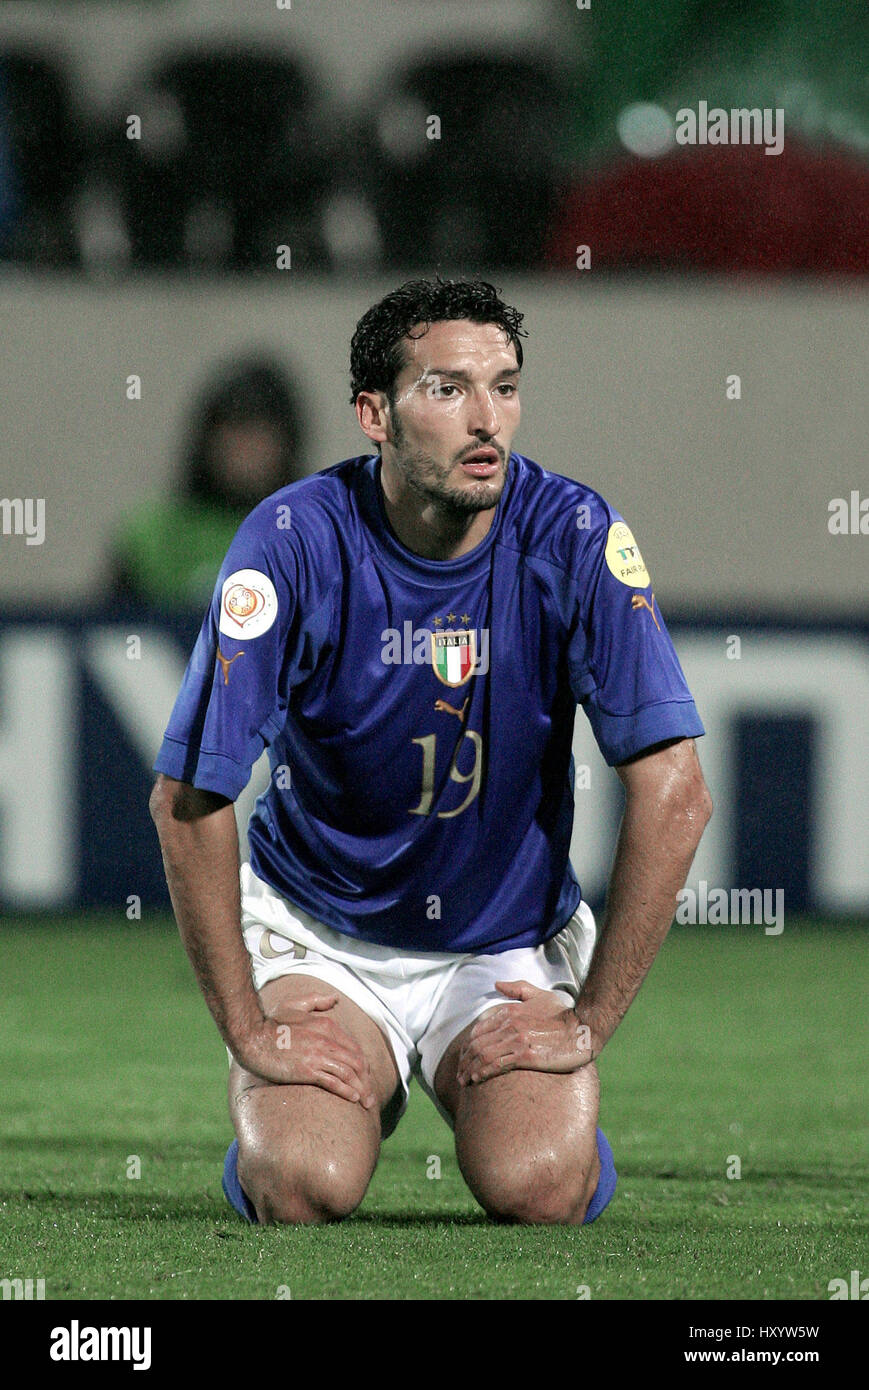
[111,355,307,609]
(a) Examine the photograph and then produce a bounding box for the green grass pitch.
[0,917,865,1301]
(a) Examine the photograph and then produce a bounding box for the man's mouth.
[459,448,500,477]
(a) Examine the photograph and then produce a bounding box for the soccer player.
[150,279,712,1226]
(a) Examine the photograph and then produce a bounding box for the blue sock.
[583,1127,617,1225]
[222,1139,258,1223]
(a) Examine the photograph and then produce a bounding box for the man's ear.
[355,391,390,446]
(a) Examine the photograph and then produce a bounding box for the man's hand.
[234,991,378,1110]
[456,979,594,1086]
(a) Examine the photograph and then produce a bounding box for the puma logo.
[630,592,661,631]
[434,697,469,721]
[217,646,245,685]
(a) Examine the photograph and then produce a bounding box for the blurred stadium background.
[0,0,866,1303]
[1,0,866,919]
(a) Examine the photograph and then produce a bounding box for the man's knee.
[238,1137,371,1226]
[463,1150,600,1226]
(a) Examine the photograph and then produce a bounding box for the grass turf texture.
[0,917,865,1301]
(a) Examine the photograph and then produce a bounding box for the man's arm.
[456,737,712,1083]
[575,736,713,1053]
[149,773,376,1107]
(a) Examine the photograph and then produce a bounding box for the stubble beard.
[388,411,508,517]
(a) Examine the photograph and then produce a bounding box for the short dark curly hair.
[349,277,526,405]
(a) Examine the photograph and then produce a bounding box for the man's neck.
[376,456,502,561]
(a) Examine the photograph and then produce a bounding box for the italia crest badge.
[431,629,476,687]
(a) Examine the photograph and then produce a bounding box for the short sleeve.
[153,505,330,799]
[567,510,704,765]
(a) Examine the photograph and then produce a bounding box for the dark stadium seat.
[101,43,334,270]
[0,47,84,266]
[359,52,569,270]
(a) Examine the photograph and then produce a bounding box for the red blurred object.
[546,136,869,273]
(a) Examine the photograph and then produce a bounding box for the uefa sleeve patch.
[604,522,651,588]
[219,569,278,639]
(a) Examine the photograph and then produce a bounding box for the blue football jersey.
[154,452,704,952]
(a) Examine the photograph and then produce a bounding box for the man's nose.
[468,390,500,437]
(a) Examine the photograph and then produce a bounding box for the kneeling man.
[150,279,711,1225]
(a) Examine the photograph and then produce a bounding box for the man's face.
[383,319,521,515]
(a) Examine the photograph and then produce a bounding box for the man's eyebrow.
[422,366,521,384]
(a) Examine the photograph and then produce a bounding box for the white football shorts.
[233,861,597,1134]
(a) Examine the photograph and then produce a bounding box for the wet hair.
[182,354,304,505]
[349,277,526,405]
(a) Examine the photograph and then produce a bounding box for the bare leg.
[230,974,400,1225]
[434,1000,601,1225]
